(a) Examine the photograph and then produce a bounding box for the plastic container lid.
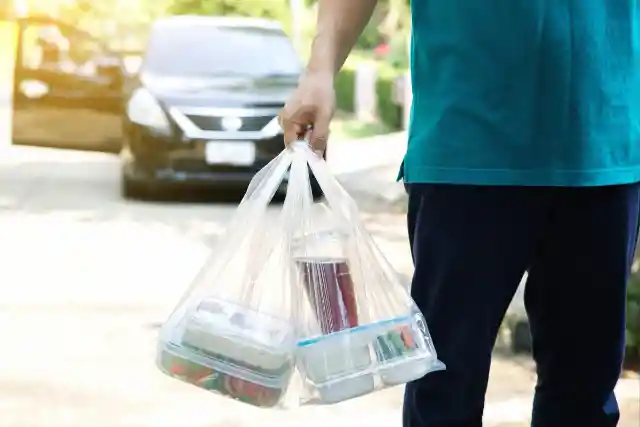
[297,315,412,348]
[192,298,295,350]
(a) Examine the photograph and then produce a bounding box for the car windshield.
[142,24,302,78]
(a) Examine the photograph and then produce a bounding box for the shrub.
[335,58,408,130]
[356,19,384,50]
[376,66,404,130]
[334,65,356,113]
[626,258,640,367]
[387,32,410,70]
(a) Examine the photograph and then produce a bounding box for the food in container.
[157,345,290,407]
[156,298,295,407]
[296,316,439,404]
[375,323,436,386]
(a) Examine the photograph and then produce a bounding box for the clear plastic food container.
[157,297,296,407]
[296,313,443,404]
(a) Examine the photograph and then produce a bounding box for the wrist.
[303,66,336,85]
[306,55,338,78]
[306,35,342,77]
[303,61,336,88]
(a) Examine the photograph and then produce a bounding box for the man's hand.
[279,0,378,153]
[279,71,336,153]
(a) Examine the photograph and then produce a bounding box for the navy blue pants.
[403,184,640,427]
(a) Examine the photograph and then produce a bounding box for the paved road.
[0,147,246,427]
[0,146,637,427]
[0,146,415,427]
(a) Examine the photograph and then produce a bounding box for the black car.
[9,15,321,199]
[121,16,323,199]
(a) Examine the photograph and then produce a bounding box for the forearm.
[306,0,378,76]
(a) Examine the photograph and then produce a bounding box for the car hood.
[140,73,297,108]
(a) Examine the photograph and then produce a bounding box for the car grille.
[186,115,274,132]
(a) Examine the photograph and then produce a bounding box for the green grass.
[331,114,394,141]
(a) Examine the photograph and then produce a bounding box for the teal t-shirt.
[401,1,640,186]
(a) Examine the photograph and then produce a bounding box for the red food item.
[224,376,275,406]
[170,363,187,376]
[399,326,416,349]
[296,257,359,334]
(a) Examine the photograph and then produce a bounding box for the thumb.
[308,110,331,153]
[283,120,306,147]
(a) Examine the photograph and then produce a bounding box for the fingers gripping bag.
[156,151,300,408]
[285,142,445,405]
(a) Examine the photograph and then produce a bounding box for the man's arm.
[307,0,379,76]
[280,0,377,148]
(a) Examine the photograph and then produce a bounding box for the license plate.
[205,141,256,166]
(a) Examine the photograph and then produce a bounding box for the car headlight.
[127,88,171,134]
[262,116,282,137]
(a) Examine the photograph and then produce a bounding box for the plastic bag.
[156,150,299,408]
[156,142,444,408]
[284,142,445,405]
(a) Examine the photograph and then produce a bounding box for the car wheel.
[511,320,533,354]
[121,174,154,200]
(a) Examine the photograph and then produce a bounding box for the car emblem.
[221,116,243,131]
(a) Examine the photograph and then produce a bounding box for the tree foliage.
[51,0,173,50]
[168,0,291,23]
[303,0,410,47]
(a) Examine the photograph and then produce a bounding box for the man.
[279,1,640,427]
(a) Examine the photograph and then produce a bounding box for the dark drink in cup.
[295,257,359,334]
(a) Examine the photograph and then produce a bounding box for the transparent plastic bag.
[156,143,444,409]
[284,142,445,405]
[156,150,299,408]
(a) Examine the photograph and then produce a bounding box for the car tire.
[121,174,154,200]
[511,320,533,354]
